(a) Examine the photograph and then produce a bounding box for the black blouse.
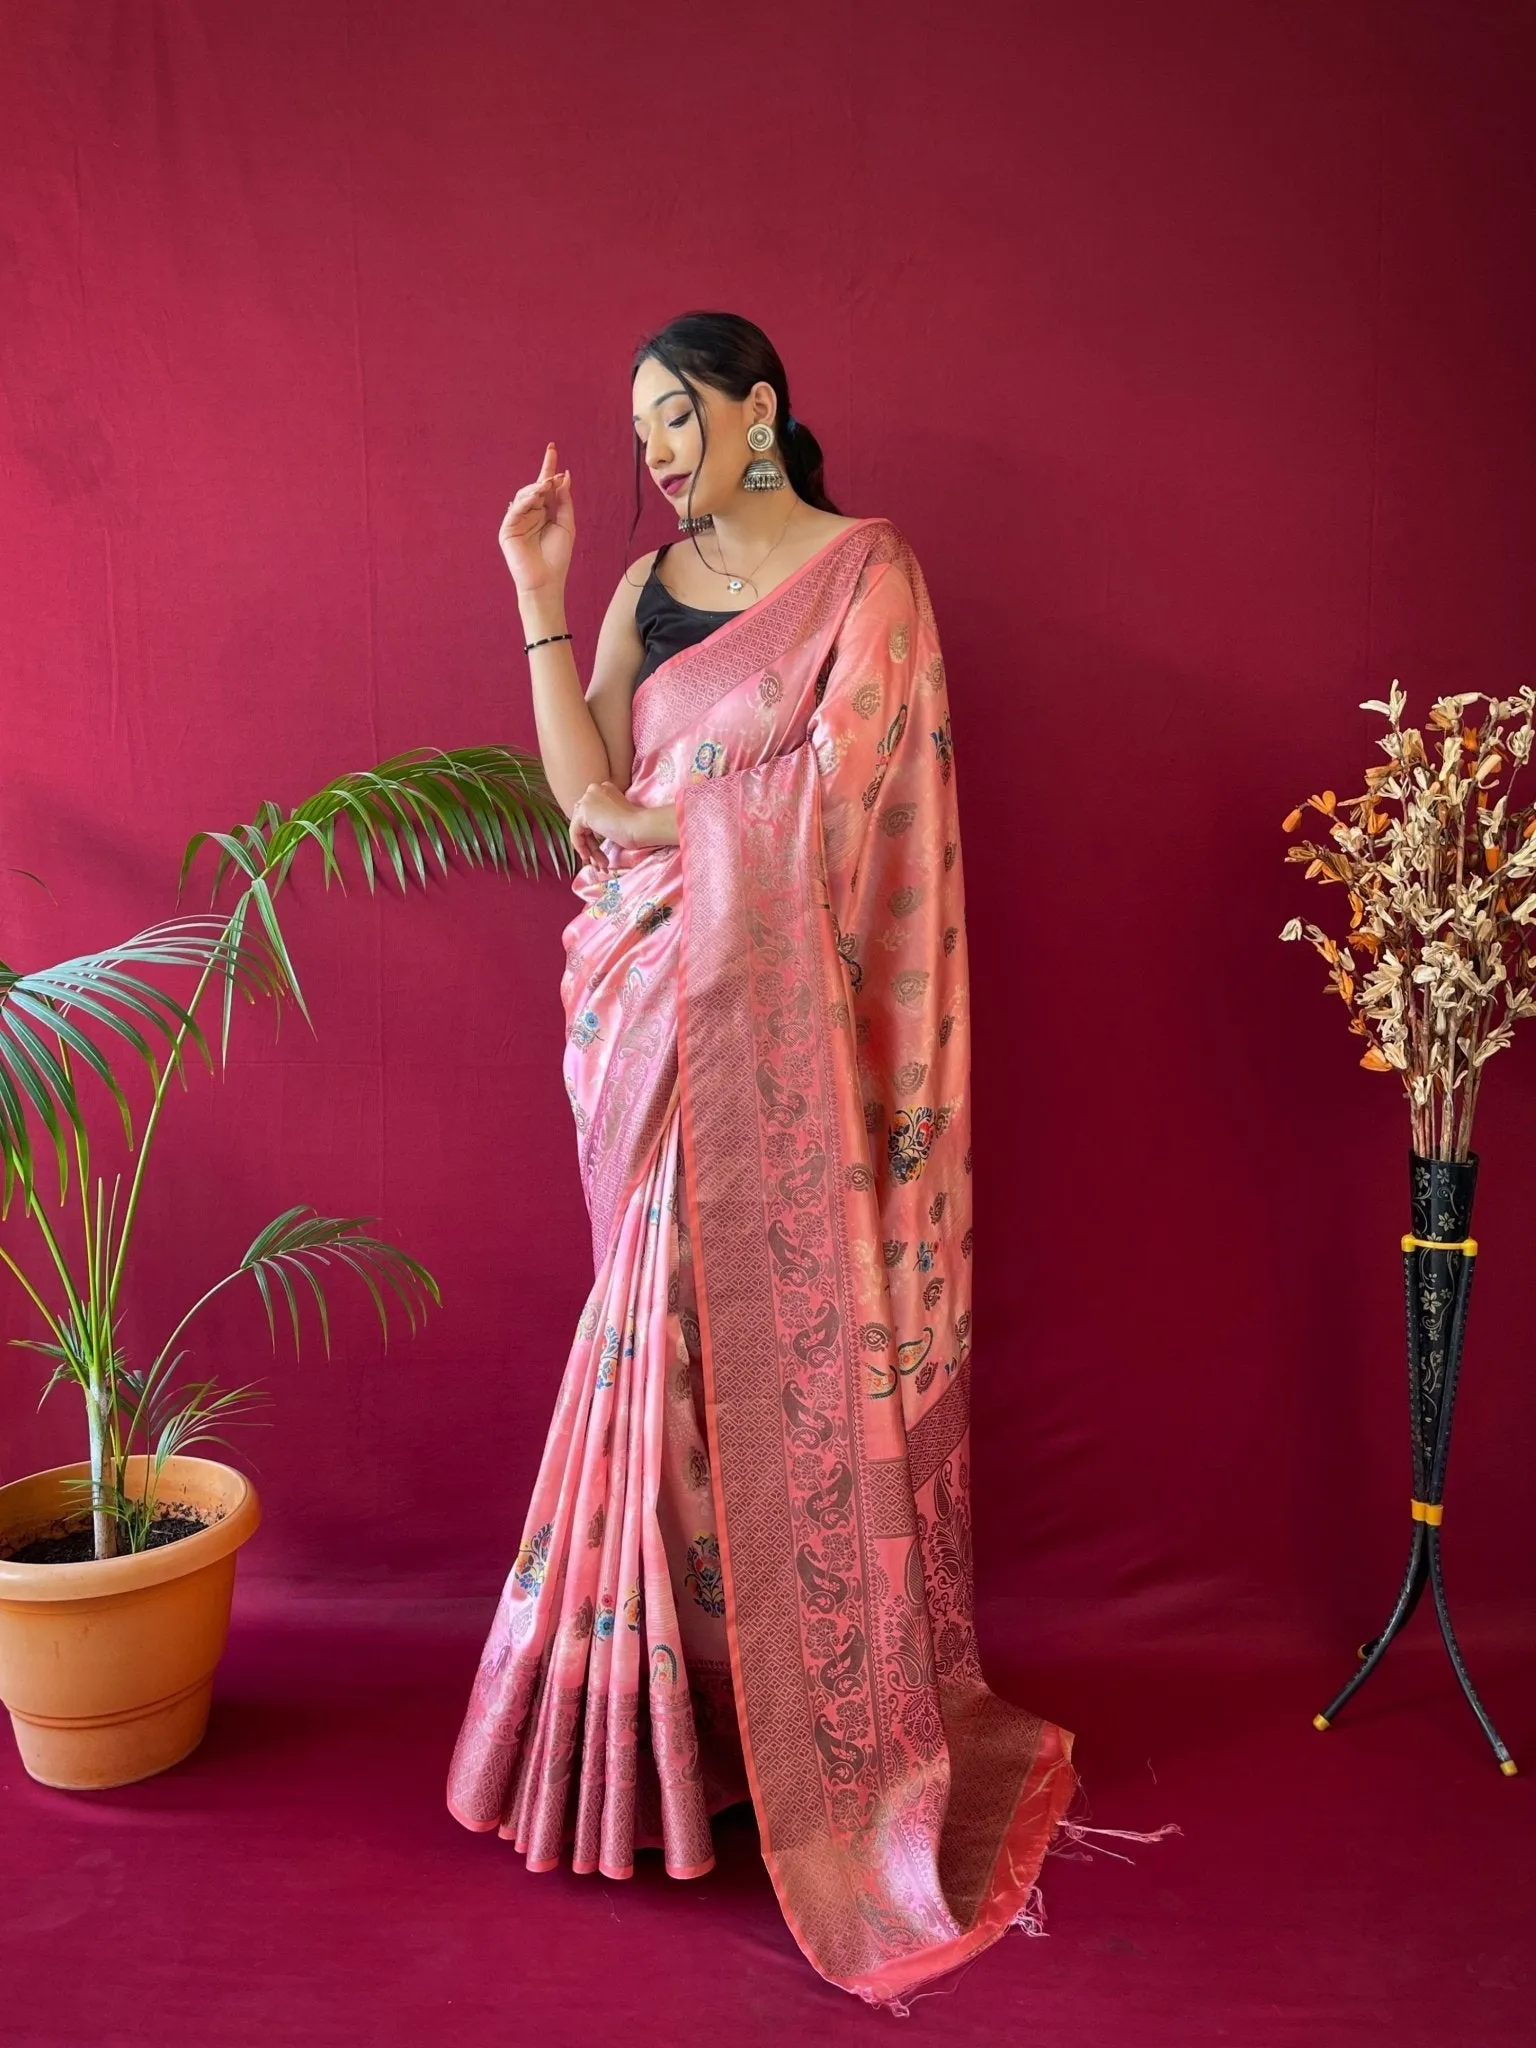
[633,544,737,692]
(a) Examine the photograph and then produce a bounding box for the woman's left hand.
[568,781,670,871]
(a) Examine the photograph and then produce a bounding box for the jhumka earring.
[741,420,787,492]
[676,511,714,534]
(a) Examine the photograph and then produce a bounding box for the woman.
[447,312,1077,2009]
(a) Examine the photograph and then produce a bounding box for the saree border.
[674,761,826,1888]
[676,741,1077,2005]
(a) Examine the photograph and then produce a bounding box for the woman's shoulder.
[819,512,899,544]
[611,547,664,614]
[850,513,909,547]
[803,512,908,577]
[833,514,919,570]
[842,516,924,586]
[840,519,937,631]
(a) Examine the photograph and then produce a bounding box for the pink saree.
[448,517,1077,2006]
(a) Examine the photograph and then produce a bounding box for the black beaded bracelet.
[524,631,573,654]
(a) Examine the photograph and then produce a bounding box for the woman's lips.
[661,474,690,497]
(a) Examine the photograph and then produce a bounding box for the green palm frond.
[181,745,574,908]
[14,1307,122,1400]
[2,749,569,1207]
[239,1206,440,1356]
[118,1357,271,1470]
[14,1336,89,1406]
[146,1378,271,1465]
[0,918,287,1208]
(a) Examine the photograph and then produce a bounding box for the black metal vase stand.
[1314,1151,1518,1775]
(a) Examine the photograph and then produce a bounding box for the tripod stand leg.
[1315,1523,1427,1729]
[1426,1526,1518,1774]
[1357,1536,1430,1660]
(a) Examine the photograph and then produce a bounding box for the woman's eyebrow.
[632,388,690,421]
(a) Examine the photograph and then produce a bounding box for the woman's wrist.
[631,801,678,849]
[517,586,569,637]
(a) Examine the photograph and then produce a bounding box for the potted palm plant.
[0,748,569,1789]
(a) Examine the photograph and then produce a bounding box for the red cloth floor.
[2,1591,1530,2048]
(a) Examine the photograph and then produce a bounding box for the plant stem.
[106,848,305,1313]
[105,922,238,1311]
[0,1244,67,1346]
[144,1270,245,1385]
[84,1349,116,1560]
[23,1194,85,1329]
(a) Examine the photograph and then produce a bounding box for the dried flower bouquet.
[1281,683,1536,1161]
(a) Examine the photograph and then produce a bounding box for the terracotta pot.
[0,1456,260,1790]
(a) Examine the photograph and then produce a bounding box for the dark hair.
[629,310,839,547]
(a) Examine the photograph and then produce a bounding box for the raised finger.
[538,441,558,482]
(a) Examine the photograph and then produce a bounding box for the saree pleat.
[450,517,1075,2006]
[448,1102,740,1879]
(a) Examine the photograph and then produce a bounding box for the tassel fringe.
[1010,1881,1050,1938]
[853,1793,1181,2012]
[1049,1817,1183,1867]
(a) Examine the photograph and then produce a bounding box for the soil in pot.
[2,1513,210,1566]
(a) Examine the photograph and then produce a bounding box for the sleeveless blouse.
[633,544,737,692]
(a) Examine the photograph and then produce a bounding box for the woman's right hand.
[498,442,575,595]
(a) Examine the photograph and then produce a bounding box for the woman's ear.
[747,379,778,428]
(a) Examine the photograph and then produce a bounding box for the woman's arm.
[519,569,655,815]
[567,785,677,870]
[518,585,609,815]
[499,443,686,860]
[500,443,653,817]
[578,565,654,797]
[552,571,683,864]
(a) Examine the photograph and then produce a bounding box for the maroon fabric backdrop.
[3,0,1534,1657]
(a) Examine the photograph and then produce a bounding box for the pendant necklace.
[714,504,800,596]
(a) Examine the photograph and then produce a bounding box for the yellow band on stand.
[1411,1499,1444,1525]
[1401,1233,1478,1256]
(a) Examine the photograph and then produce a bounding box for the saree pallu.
[448,517,1077,2007]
